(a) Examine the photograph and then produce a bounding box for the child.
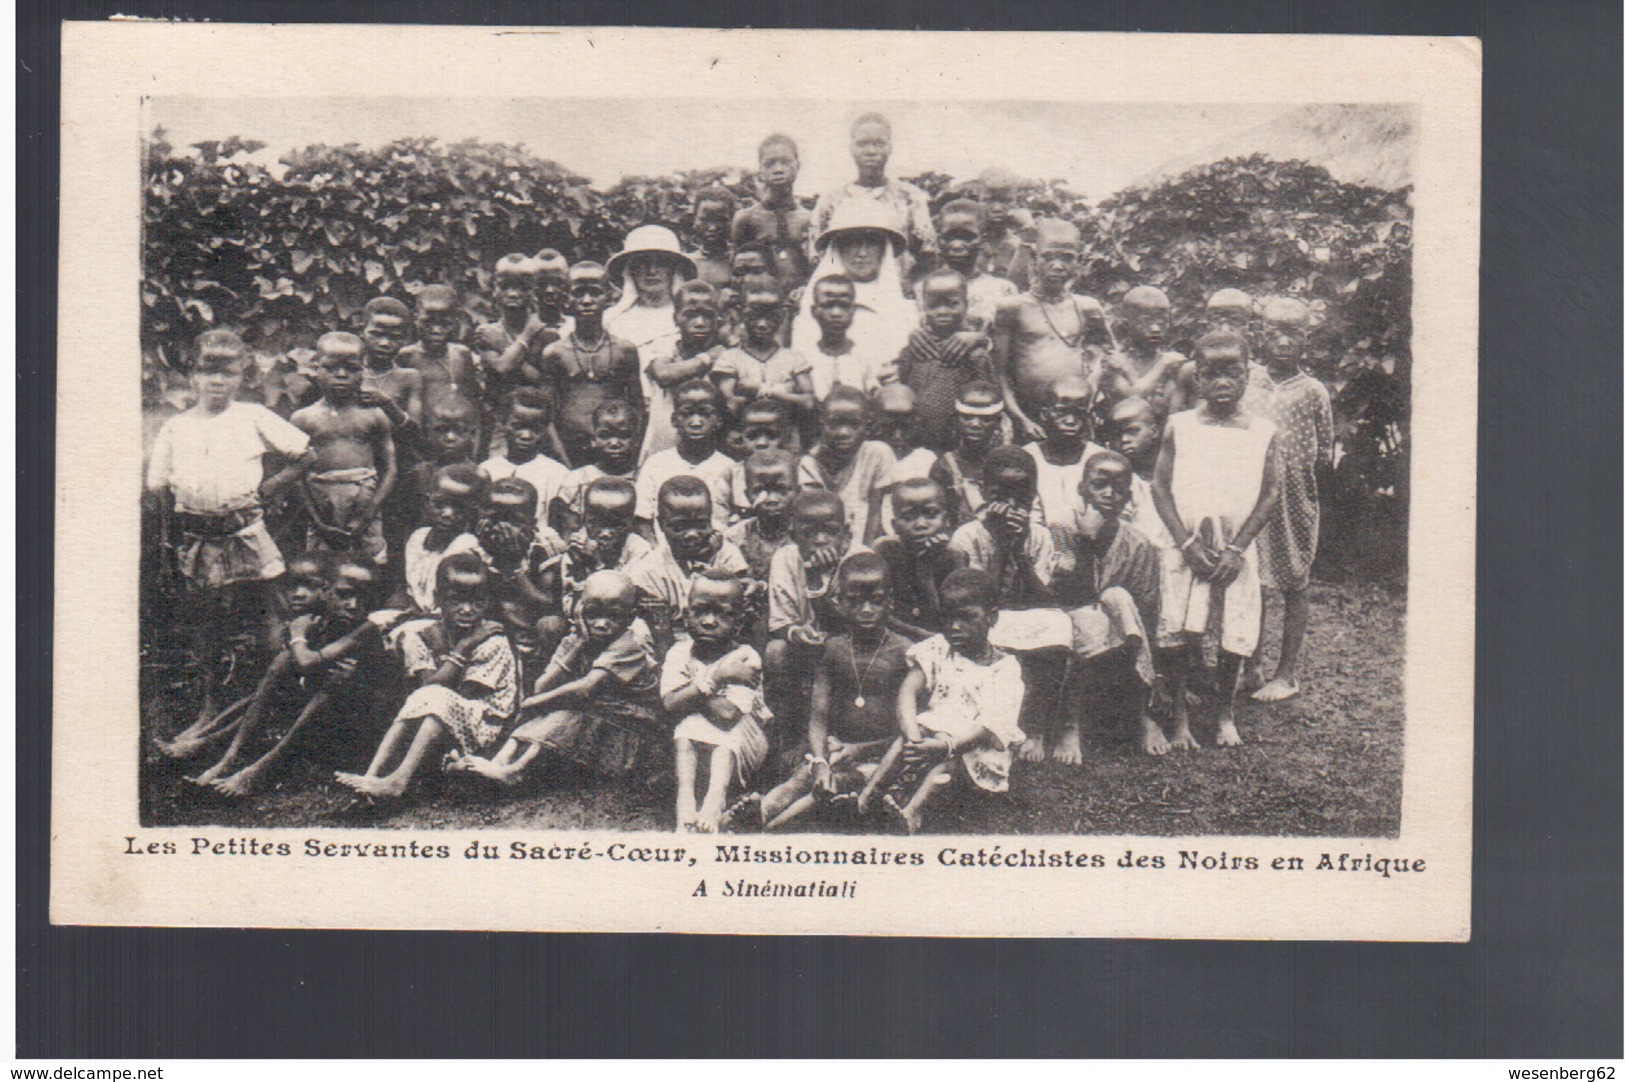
[193,557,388,795]
[552,399,641,532]
[689,186,737,290]
[664,572,773,833]
[858,568,1025,834]
[336,553,517,801]
[799,386,896,546]
[872,478,968,641]
[398,284,482,411]
[724,448,800,586]
[474,254,551,418]
[532,250,575,340]
[808,113,936,277]
[765,489,853,652]
[946,447,1071,762]
[935,200,1018,332]
[718,245,778,347]
[293,332,397,567]
[635,379,735,533]
[358,296,424,430]
[874,385,937,485]
[539,262,644,467]
[155,546,329,763]
[731,551,914,831]
[146,330,314,733]
[732,133,813,292]
[1099,285,1185,420]
[928,381,1005,525]
[536,477,652,651]
[626,476,750,655]
[976,167,1033,289]
[1110,396,1178,551]
[992,218,1110,442]
[897,269,999,454]
[644,281,727,463]
[711,277,816,423]
[449,570,662,785]
[479,386,570,529]
[1047,451,1165,758]
[1171,288,1273,413]
[798,274,900,400]
[398,464,487,613]
[1152,331,1281,747]
[396,392,481,563]
[726,398,799,515]
[1024,374,1108,532]
[477,477,566,612]
[498,594,553,698]
[1248,297,1333,703]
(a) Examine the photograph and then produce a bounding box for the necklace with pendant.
[1036,293,1085,349]
[849,634,886,708]
[570,330,608,380]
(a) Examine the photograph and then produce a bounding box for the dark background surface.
[17,0,1622,1058]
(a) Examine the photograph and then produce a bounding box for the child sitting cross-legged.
[858,568,1026,834]
[726,551,913,832]
[663,571,773,833]
[448,570,663,786]
[336,553,517,803]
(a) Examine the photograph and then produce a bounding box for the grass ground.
[141,578,1404,837]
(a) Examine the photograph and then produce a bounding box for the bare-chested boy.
[993,218,1111,442]
[292,332,397,567]
[1099,285,1185,421]
[689,186,737,291]
[539,262,644,467]
[398,284,481,410]
[732,134,813,292]
[474,254,551,430]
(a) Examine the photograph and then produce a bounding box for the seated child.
[397,464,487,613]
[711,276,816,424]
[723,448,800,586]
[1099,285,1185,421]
[871,478,968,641]
[946,447,1070,763]
[398,285,483,426]
[635,379,736,533]
[663,572,773,832]
[497,594,553,697]
[798,386,896,546]
[731,552,913,831]
[1047,451,1164,758]
[536,477,652,652]
[626,475,750,656]
[479,387,570,530]
[896,269,997,454]
[147,330,314,742]
[192,556,388,795]
[476,477,566,611]
[156,547,330,763]
[643,281,727,463]
[552,398,640,532]
[928,381,1005,526]
[726,398,798,516]
[1152,331,1281,748]
[1023,374,1108,532]
[1248,296,1333,703]
[336,553,517,801]
[448,570,662,784]
[539,262,644,466]
[858,568,1026,834]
[935,199,1018,332]
[293,332,398,568]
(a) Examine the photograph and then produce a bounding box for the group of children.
[145,116,1336,834]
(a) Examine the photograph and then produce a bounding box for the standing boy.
[935,200,1018,332]
[636,379,736,533]
[539,262,644,466]
[732,134,813,292]
[292,332,398,568]
[897,269,998,455]
[1099,285,1185,421]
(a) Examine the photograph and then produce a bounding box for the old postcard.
[52,24,1479,937]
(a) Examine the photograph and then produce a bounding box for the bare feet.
[442,750,469,773]
[883,793,920,835]
[463,758,522,788]
[1019,733,1047,763]
[209,763,267,797]
[188,761,231,786]
[157,736,207,761]
[719,792,761,832]
[1251,677,1300,703]
[1240,660,1266,695]
[1168,725,1200,750]
[1214,718,1244,747]
[1051,726,1084,767]
[1140,717,1171,756]
[335,771,403,797]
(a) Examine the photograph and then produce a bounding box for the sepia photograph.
[134,94,1415,838]
[54,26,1477,937]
